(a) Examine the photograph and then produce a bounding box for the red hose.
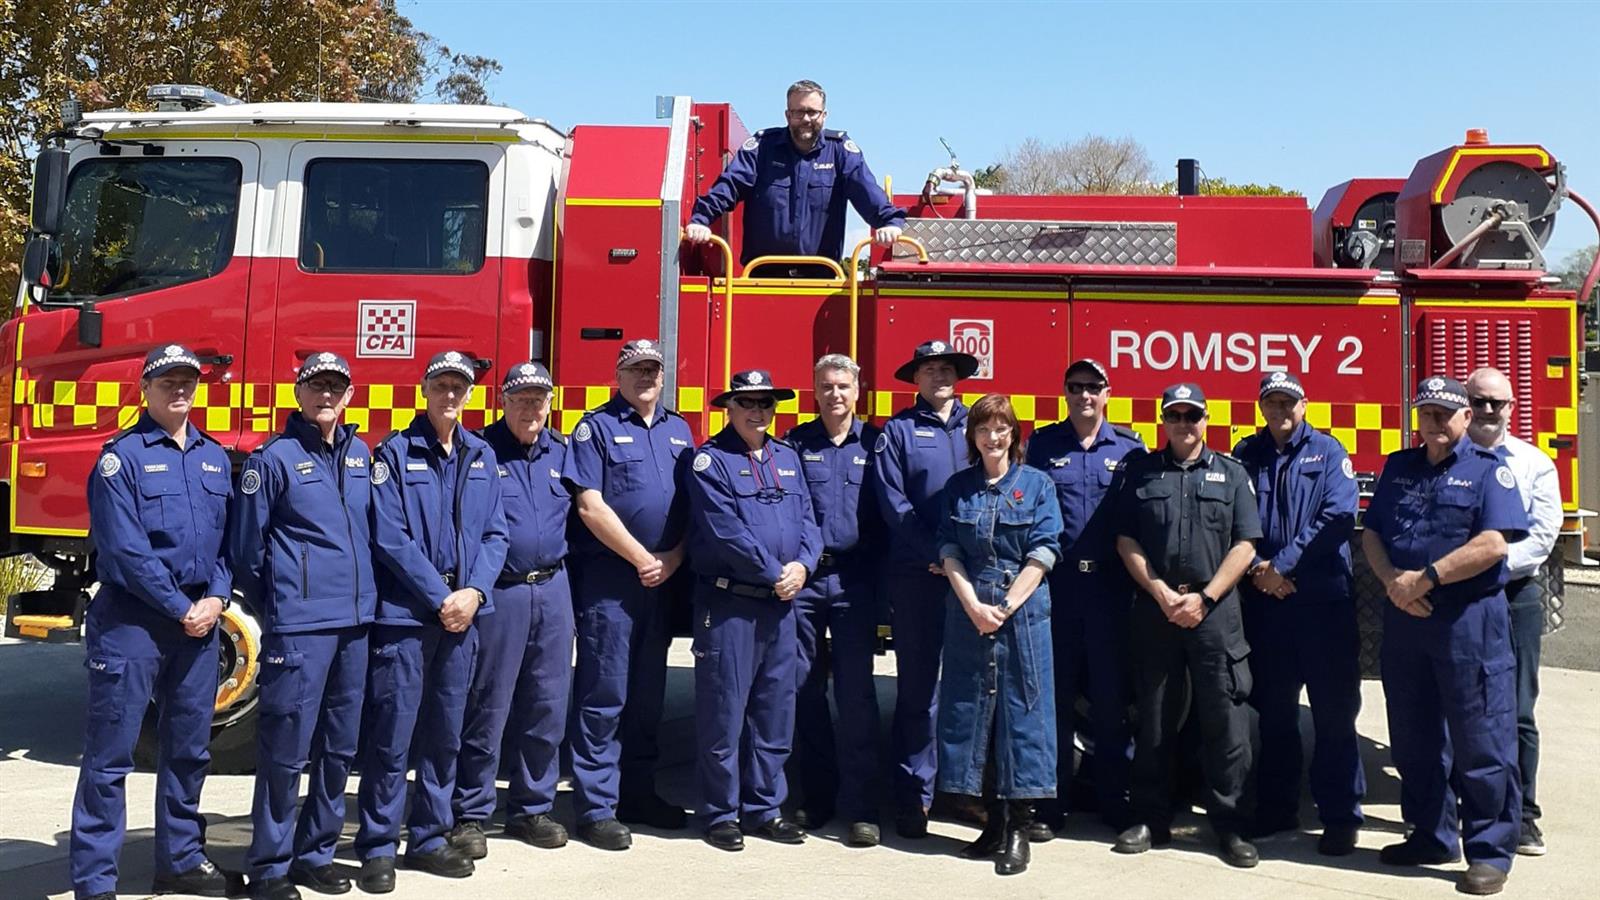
[1567,188,1600,305]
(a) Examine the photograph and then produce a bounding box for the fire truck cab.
[5,86,1593,771]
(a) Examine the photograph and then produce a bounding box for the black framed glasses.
[1065,382,1107,395]
[785,108,825,120]
[1468,395,1512,412]
[730,396,776,410]
[1162,408,1205,424]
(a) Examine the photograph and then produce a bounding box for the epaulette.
[547,428,568,446]
[257,433,289,452]
[374,429,404,455]
[823,128,847,141]
[101,425,139,449]
[1111,424,1141,442]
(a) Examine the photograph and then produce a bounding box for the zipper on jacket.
[336,429,361,626]
[300,544,309,598]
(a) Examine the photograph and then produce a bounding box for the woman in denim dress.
[934,394,1063,875]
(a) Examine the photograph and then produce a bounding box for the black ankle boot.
[996,801,1031,875]
[961,798,1006,859]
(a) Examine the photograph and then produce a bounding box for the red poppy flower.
[1012,489,1024,500]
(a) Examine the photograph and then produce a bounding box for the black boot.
[996,801,1031,876]
[961,798,1006,859]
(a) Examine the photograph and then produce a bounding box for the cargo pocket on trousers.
[1482,656,1516,717]
[258,650,306,716]
[84,656,128,722]
[1224,639,1253,703]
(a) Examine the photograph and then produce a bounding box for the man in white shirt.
[1464,367,1563,857]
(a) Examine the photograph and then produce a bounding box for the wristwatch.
[1423,564,1442,588]
[1198,590,1217,609]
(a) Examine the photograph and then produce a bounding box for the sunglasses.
[730,396,776,411]
[1065,382,1107,395]
[1162,408,1205,424]
[1468,395,1512,412]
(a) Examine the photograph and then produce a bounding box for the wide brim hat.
[893,340,979,384]
[711,369,796,407]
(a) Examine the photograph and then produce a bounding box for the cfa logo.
[358,300,416,358]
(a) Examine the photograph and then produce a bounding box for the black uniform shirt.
[1115,445,1262,592]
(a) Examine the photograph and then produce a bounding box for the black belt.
[816,550,861,570]
[440,572,456,587]
[497,562,564,588]
[701,576,778,600]
[1070,560,1100,574]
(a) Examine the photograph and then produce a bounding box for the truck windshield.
[51,156,242,303]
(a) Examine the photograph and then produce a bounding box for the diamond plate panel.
[892,218,1176,266]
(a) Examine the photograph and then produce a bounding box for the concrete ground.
[3,586,1598,900]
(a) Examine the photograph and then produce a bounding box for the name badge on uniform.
[1204,471,1227,483]
[498,466,510,477]
[549,467,561,479]
[852,455,868,466]
[143,463,168,473]
[814,162,835,170]
[470,460,486,469]
[779,468,796,477]
[345,456,365,468]
[1446,476,1473,488]
[295,461,315,474]
[613,435,634,444]
[670,437,688,447]
[1050,456,1069,468]
[201,462,223,473]
[1104,457,1120,470]
[407,462,428,471]
[738,469,752,476]
[804,453,825,462]
[915,429,935,438]
[1299,454,1324,465]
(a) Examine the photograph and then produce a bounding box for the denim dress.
[934,462,1063,799]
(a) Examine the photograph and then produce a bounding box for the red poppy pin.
[1012,489,1024,500]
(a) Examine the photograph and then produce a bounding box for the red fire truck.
[4,87,1594,770]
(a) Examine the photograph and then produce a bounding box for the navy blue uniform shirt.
[689,128,905,265]
[1233,420,1359,587]
[1115,445,1263,593]
[874,397,969,569]
[1364,435,1528,604]
[685,429,823,586]
[89,413,233,621]
[562,395,694,558]
[1024,419,1146,566]
[784,417,883,556]
[228,413,376,633]
[481,418,571,573]
[371,415,508,624]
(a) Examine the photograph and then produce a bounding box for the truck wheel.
[1350,533,1386,679]
[1534,558,1566,636]
[132,601,263,774]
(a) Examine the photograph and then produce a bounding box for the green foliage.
[1151,177,1301,197]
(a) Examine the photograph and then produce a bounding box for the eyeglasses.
[785,108,826,120]
[1065,382,1107,395]
[1162,409,1205,424]
[1468,395,1512,412]
[303,378,348,395]
[730,396,776,410]
[619,364,662,378]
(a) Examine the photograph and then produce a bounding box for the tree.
[1,0,501,299]
[986,134,1156,195]
[1151,176,1301,197]
[1554,244,1598,343]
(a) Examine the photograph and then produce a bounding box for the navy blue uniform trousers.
[886,566,946,813]
[1049,568,1132,824]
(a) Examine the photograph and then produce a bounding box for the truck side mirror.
[20,233,57,290]
[30,147,70,235]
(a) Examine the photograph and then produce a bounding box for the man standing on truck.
[72,344,239,900]
[230,352,376,900]
[1464,367,1563,858]
[684,79,905,275]
[356,351,508,891]
[1232,371,1365,856]
[1362,375,1527,896]
[563,339,696,850]
[450,363,577,858]
[873,339,977,839]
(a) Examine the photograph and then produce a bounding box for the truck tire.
[132,601,263,774]
[134,703,260,774]
[1350,532,1387,679]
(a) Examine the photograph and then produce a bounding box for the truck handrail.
[848,236,929,360]
[741,255,846,281]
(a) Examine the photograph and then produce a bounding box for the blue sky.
[404,0,1600,266]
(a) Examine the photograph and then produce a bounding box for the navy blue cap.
[297,351,352,385]
[894,339,979,384]
[1415,375,1468,410]
[1161,382,1206,410]
[141,343,202,378]
[711,370,796,408]
[1258,370,1305,400]
[1065,358,1110,383]
[423,350,477,383]
[617,338,665,369]
[502,361,553,394]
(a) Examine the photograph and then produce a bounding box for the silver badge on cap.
[520,364,535,376]
[445,351,463,364]
[748,372,763,385]
[318,352,336,363]
[164,344,183,356]
[1270,372,1286,383]
[636,339,653,349]
[1426,377,1445,391]
[930,341,946,353]
[1174,385,1192,399]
